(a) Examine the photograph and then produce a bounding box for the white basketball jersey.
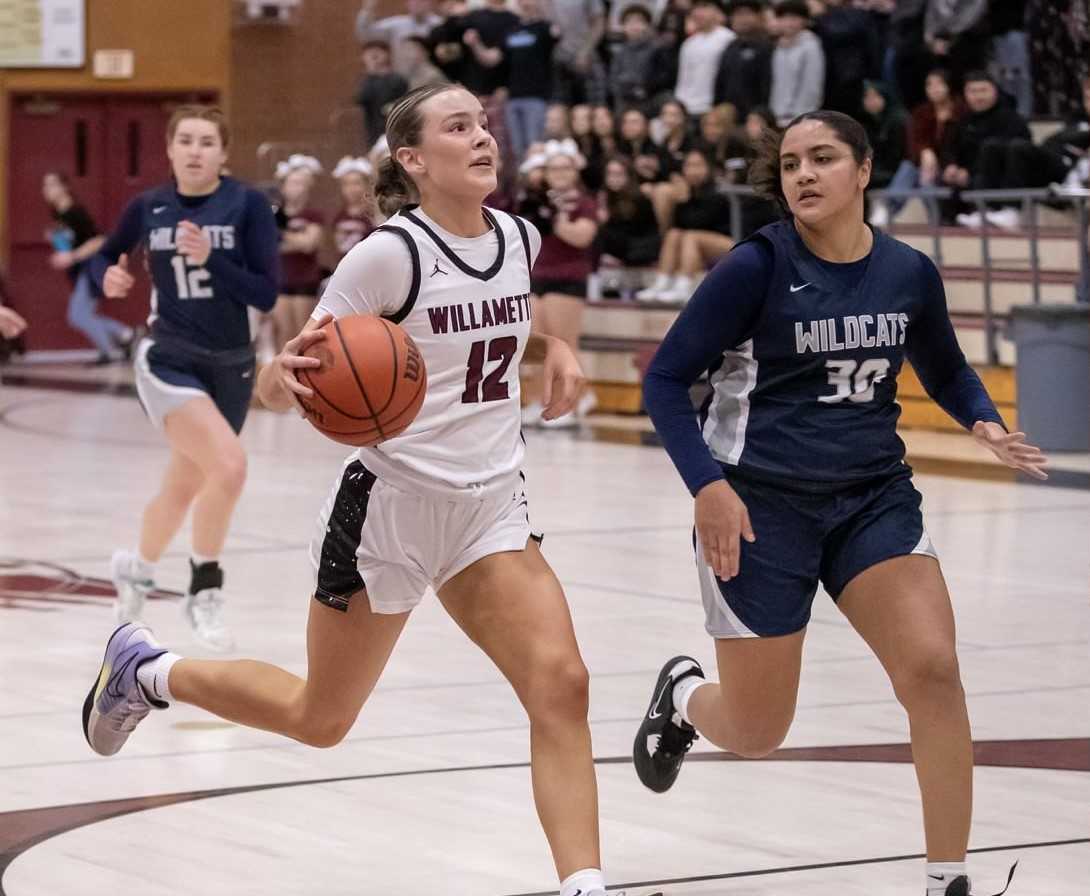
[316,205,540,499]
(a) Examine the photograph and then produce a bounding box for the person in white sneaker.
[86,105,281,650]
[517,139,599,427]
[638,149,734,305]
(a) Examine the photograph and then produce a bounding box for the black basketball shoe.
[930,862,1018,896]
[633,655,704,793]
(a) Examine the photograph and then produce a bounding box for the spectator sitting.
[355,40,409,150]
[504,0,558,162]
[655,97,698,174]
[675,0,736,121]
[860,79,908,203]
[570,103,596,159]
[945,71,1032,228]
[769,1,825,126]
[734,105,783,235]
[714,0,773,120]
[636,149,735,304]
[969,73,1090,230]
[331,156,377,259]
[544,103,572,141]
[596,156,663,271]
[355,0,442,77]
[272,155,326,352]
[871,67,963,227]
[618,107,669,186]
[610,4,663,115]
[697,103,742,181]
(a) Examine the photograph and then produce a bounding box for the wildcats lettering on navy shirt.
[794,313,909,354]
[148,225,237,252]
[426,293,532,335]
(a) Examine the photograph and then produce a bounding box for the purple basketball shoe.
[83,623,168,756]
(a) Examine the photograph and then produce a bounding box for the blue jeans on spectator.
[505,97,548,165]
[884,160,941,224]
[67,269,128,356]
[992,31,1033,119]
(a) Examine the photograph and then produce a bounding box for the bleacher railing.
[717,184,1090,366]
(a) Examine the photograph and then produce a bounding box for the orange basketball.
[296,315,427,447]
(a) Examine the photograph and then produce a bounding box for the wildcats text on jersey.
[794,312,910,355]
[426,292,532,335]
[148,225,237,252]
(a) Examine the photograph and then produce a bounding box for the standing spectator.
[430,0,472,84]
[808,0,880,120]
[889,0,931,110]
[860,80,908,194]
[713,0,773,120]
[517,140,599,428]
[872,67,964,227]
[596,156,663,269]
[945,71,1032,228]
[769,1,825,125]
[636,149,734,303]
[355,0,442,77]
[355,40,409,149]
[504,0,558,162]
[550,0,609,108]
[272,155,325,350]
[1028,0,1089,120]
[989,1,1032,119]
[924,0,991,87]
[459,0,519,98]
[402,36,448,90]
[41,171,133,364]
[610,5,664,115]
[330,156,377,260]
[968,73,1090,230]
[674,0,736,120]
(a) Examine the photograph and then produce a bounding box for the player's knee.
[295,710,356,749]
[729,719,791,758]
[892,650,963,709]
[523,655,590,727]
[212,449,247,495]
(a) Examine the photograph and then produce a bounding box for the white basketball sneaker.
[182,560,235,652]
[110,549,154,624]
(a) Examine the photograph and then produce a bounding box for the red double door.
[6,93,213,351]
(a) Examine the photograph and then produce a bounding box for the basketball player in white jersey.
[83,85,613,896]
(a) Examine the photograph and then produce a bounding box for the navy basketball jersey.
[91,177,279,351]
[702,221,943,483]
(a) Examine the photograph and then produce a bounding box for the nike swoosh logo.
[104,652,139,701]
[928,874,948,880]
[152,205,167,214]
[648,677,672,720]
[242,370,253,379]
[790,282,811,292]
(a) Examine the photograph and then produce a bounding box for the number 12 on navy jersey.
[171,255,214,300]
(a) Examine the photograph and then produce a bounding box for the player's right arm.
[258,230,411,414]
[88,197,147,299]
[643,240,769,580]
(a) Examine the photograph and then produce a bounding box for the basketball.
[296,315,427,447]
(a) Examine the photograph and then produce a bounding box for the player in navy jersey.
[633,112,1044,896]
[87,105,279,651]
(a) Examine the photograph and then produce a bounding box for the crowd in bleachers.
[318,0,1090,306]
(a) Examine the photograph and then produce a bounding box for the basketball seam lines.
[334,319,387,443]
[298,369,374,422]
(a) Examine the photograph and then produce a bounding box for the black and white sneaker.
[931,863,1018,896]
[633,655,704,793]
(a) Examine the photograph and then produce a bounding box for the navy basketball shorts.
[310,457,538,614]
[696,470,938,639]
[134,337,255,433]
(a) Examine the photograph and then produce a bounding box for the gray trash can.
[1009,304,1089,451]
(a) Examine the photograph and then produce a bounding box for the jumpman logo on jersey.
[430,259,448,278]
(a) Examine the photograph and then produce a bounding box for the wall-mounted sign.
[0,0,85,68]
[93,48,134,79]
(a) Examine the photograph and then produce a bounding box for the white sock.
[134,552,156,581]
[136,652,182,705]
[926,861,968,894]
[559,867,605,896]
[672,675,705,726]
[191,553,219,567]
